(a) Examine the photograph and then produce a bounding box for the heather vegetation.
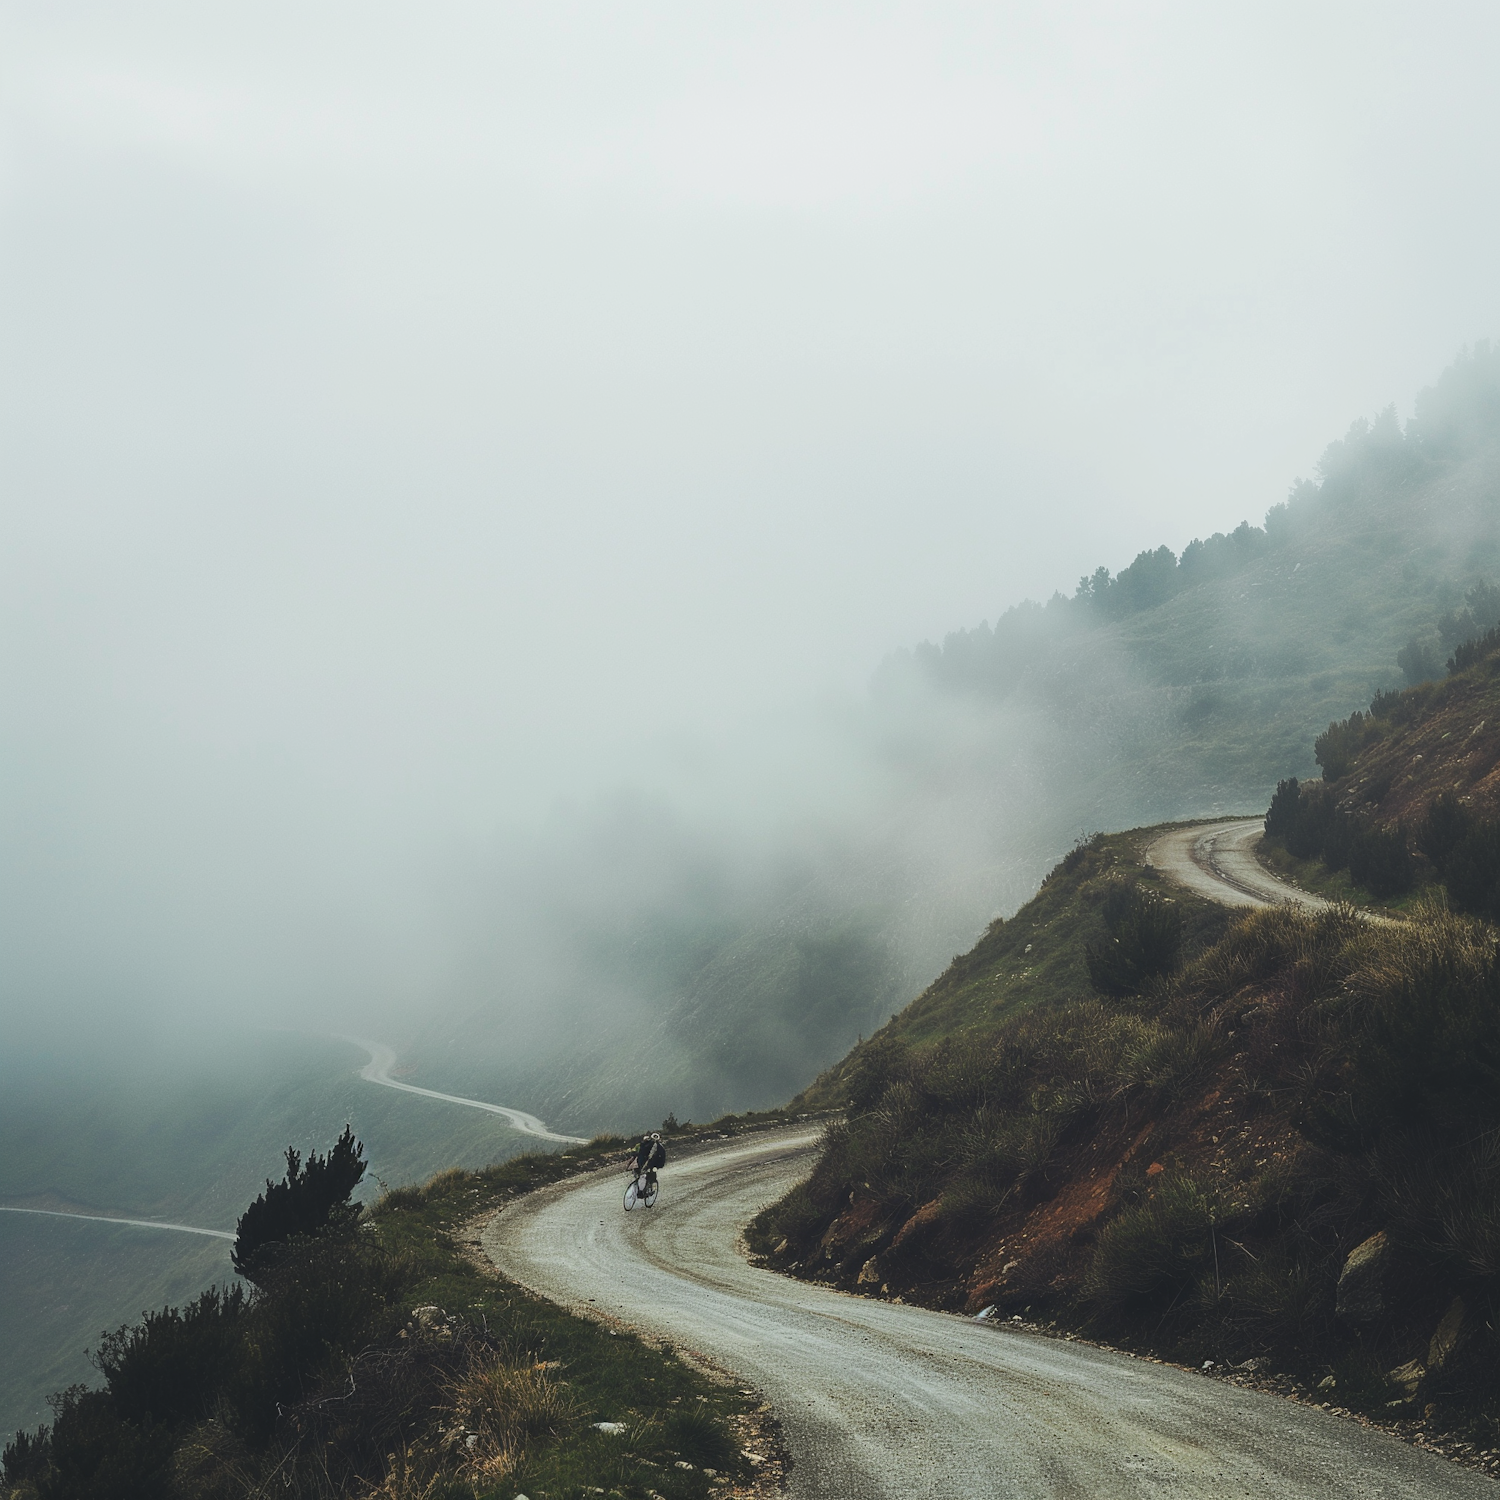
[752,832,1500,1444]
[2,1137,748,1500]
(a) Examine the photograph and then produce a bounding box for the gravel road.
[1145,818,1332,911]
[484,1128,1492,1498]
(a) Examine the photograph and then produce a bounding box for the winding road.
[344,1037,586,1144]
[483,816,1487,1498]
[0,1206,233,1240]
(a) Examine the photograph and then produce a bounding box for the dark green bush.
[1446,820,1500,920]
[1345,824,1415,896]
[1263,777,1302,839]
[232,1233,412,1441]
[92,1287,247,1431]
[232,1126,366,1282]
[37,1386,174,1500]
[1302,911,1500,1153]
[1315,711,1382,781]
[1,1428,50,1490]
[1418,791,1474,874]
[1086,884,1182,996]
[1448,623,1500,676]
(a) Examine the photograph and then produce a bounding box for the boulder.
[1335,1231,1389,1325]
[1428,1296,1467,1371]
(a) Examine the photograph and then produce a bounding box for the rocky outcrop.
[1335,1231,1389,1325]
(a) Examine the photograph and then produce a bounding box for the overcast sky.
[4,2,1499,1023]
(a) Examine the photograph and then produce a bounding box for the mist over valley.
[6,6,1500,1489]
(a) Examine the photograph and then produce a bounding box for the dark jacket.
[634,1137,666,1171]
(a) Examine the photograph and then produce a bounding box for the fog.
[5,3,1500,1051]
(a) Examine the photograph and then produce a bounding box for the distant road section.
[0,1206,233,1240]
[1146,817,1333,911]
[344,1038,587,1144]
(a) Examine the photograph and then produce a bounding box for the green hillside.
[419,347,1500,1139]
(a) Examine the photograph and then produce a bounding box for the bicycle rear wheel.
[642,1175,659,1208]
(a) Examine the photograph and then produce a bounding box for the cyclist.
[631,1130,667,1193]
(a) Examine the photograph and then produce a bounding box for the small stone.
[858,1256,882,1287]
[973,1304,997,1321]
[674,1460,695,1469]
[592,1421,627,1435]
[1428,1296,1467,1371]
[774,1238,789,1255]
[1202,1360,1215,1370]
[1387,1359,1425,1399]
[1317,1375,1337,1391]
[1335,1231,1389,1325]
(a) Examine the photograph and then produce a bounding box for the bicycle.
[623,1164,660,1211]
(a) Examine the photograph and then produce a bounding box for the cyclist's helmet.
[651,1132,662,1142]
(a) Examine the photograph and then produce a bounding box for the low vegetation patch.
[752,831,1500,1451]
[2,1132,757,1500]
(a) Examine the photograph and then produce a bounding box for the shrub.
[35,1385,175,1500]
[843,1032,911,1112]
[1086,1175,1216,1315]
[1345,824,1415,897]
[1114,1020,1224,1103]
[1303,909,1500,1153]
[1448,623,1500,676]
[93,1286,248,1429]
[1,1428,50,1490]
[1086,884,1183,997]
[1417,791,1474,874]
[1264,778,1302,840]
[232,1234,413,1440]
[1315,712,1382,781]
[232,1126,367,1281]
[1397,637,1442,685]
[1446,820,1500,920]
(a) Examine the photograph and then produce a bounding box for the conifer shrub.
[1448,623,1500,675]
[1315,711,1382,781]
[232,1125,367,1282]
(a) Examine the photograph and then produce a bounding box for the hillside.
[751,816,1500,1454]
[1260,625,1500,916]
[416,348,1500,1138]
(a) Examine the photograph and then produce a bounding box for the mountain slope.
[418,347,1500,1135]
